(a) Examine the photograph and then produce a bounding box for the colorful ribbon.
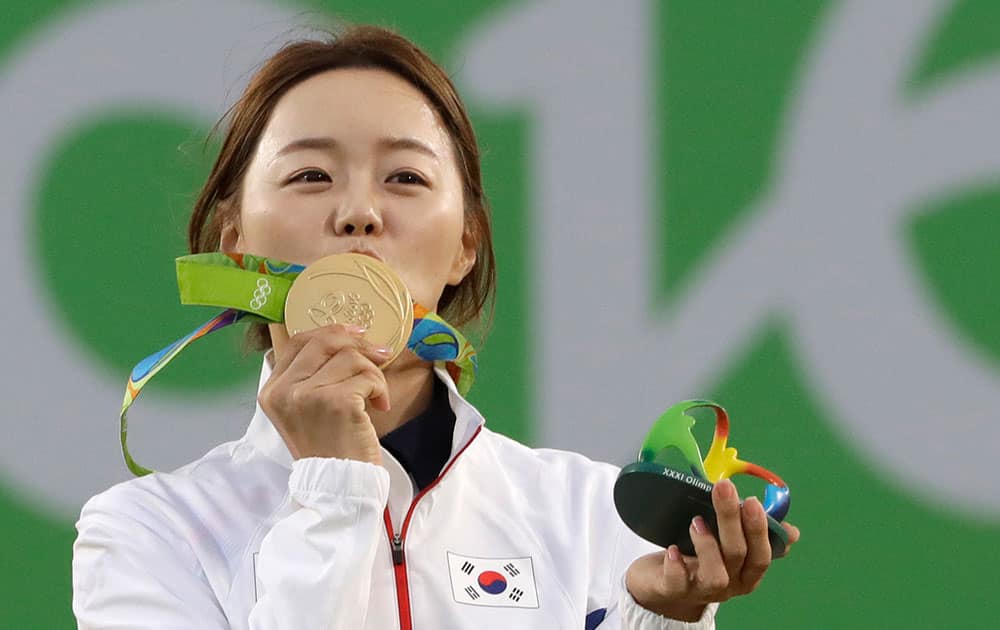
[121,252,478,476]
[639,400,790,521]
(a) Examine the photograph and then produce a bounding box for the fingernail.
[691,515,708,534]
[374,346,393,356]
[343,324,367,335]
[667,545,681,562]
[715,478,735,499]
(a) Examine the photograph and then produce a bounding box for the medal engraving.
[306,292,376,330]
[285,253,413,366]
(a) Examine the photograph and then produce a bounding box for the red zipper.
[383,425,483,630]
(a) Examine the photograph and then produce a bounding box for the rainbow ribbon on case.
[640,400,790,521]
[120,252,478,477]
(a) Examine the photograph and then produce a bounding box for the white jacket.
[73,359,717,629]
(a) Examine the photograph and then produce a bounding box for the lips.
[296,245,385,267]
[346,246,383,262]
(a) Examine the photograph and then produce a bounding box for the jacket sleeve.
[73,457,390,629]
[617,578,718,630]
[249,457,389,628]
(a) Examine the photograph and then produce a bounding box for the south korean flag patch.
[447,552,539,609]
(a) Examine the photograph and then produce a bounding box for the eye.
[387,170,428,186]
[288,169,331,184]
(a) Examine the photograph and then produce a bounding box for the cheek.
[240,207,286,250]
[391,202,466,304]
[396,195,464,260]
[237,186,325,258]
[239,211,312,263]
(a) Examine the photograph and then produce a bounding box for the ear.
[217,201,244,254]
[446,227,478,286]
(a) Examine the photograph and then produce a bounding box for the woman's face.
[222,68,475,312]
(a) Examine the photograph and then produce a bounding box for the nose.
[331,189,383,236]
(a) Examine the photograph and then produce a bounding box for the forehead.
[261,67,451,154]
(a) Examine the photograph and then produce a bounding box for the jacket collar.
[243,352,486,473]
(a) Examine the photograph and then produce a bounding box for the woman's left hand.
[624,479,801,622]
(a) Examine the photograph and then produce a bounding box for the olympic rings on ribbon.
[248,277,272,311]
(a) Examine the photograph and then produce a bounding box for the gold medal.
[284,253,414,366]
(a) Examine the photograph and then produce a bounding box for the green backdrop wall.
[1,1,997,627]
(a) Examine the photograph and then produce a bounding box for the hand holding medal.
[260,253,414,463]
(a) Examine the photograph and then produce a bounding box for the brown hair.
[188,25,496,350]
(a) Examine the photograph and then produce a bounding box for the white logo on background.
[0,0,305,517]
[459,0,1000,518]
[2,0,999,524]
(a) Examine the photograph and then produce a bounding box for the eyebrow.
[273,136,440,161]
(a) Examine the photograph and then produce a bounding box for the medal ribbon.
[121,252,478,476]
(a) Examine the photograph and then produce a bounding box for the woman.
[72,25,799,629]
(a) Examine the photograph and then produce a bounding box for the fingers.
[660,545,694,600]
[635,495,791,615]
[626,550,705,622]
[712,479,747,579]
[737,497,772,592]
[261,325,392,417]
[645,489,792,613]
[256,324,396,464]
[270,323,358,376]
[690,485,774,601]
[777,521,801,558]
[689,515,729,599]
[271,324,388,381]
[783,521,801,545]
[307,350,391,413]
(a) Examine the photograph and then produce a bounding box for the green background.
[3,1,998,627]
